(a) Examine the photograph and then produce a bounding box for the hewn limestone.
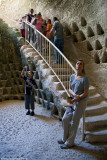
[0,0,107,98]
[0,19,25,101]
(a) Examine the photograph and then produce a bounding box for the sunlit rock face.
[0,0,107,98]
[0,0,106,32]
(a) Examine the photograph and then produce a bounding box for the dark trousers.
[25,94,35,110]
[54,38,64,63]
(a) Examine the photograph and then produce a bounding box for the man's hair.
[30,9,34,13]
[53,17,58,21]
[28,71,34,75]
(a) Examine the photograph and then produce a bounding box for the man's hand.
[68,97,74,104]
[23,66,27,71]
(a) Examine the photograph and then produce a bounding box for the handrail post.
[49,42,51,66]
[25,22,27,45]
[82,111,85,140]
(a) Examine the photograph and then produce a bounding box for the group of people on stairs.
[17,8,64,64]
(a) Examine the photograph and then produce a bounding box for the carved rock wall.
[0,0,107,98]
[0,19,25,101]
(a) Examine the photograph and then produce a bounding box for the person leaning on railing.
[26,9,34,42]
[16,15,27,38]
[26,8,34,23]
[58,59,90,149]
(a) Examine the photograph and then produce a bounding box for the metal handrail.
[25,22,76,96]
[25,22,85,140]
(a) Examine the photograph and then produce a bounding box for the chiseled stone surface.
[0,0,107,99]
[0,100,107,160]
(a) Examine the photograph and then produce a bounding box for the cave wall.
[0,0,107,98]
[0,19,20,63]
[0,0,107,63]
[0,0,107,31]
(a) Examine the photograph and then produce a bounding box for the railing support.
[82,111,85,140]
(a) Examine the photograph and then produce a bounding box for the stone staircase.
[85,85,107,142]
[0,62,24,102]
[66,29,107,142]
[20,44,107,143]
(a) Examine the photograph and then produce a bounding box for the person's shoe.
[26,111,30,115]
[52,61,58,64]
[58,139,64,144]
[60,143,72,149]
[30,111,35,116]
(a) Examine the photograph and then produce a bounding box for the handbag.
[65,96,75,114]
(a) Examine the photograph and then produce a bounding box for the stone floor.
[0,100,107,160]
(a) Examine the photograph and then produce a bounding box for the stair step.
[0,88,3,95]
[52,82,64,90]
[0,74,7,80]
[85,113,107,131]
[46,75,59,82]
[0,80,7,87]
[51,63,69,68]
[43,55,55,60]
[89,85,97,96]
[5,71,14,78]
[3,87,11,95]
[85,129,107,142]
[1,85,24,94]
[62,81,69,89]
[87,93,104,106]
[2,94,24,101]
[0,63,22,71]
[57,75,71,81]
[85,101,107,117]
[53,68,70,75]
[57,90,68,98]
[0,71,21,80]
